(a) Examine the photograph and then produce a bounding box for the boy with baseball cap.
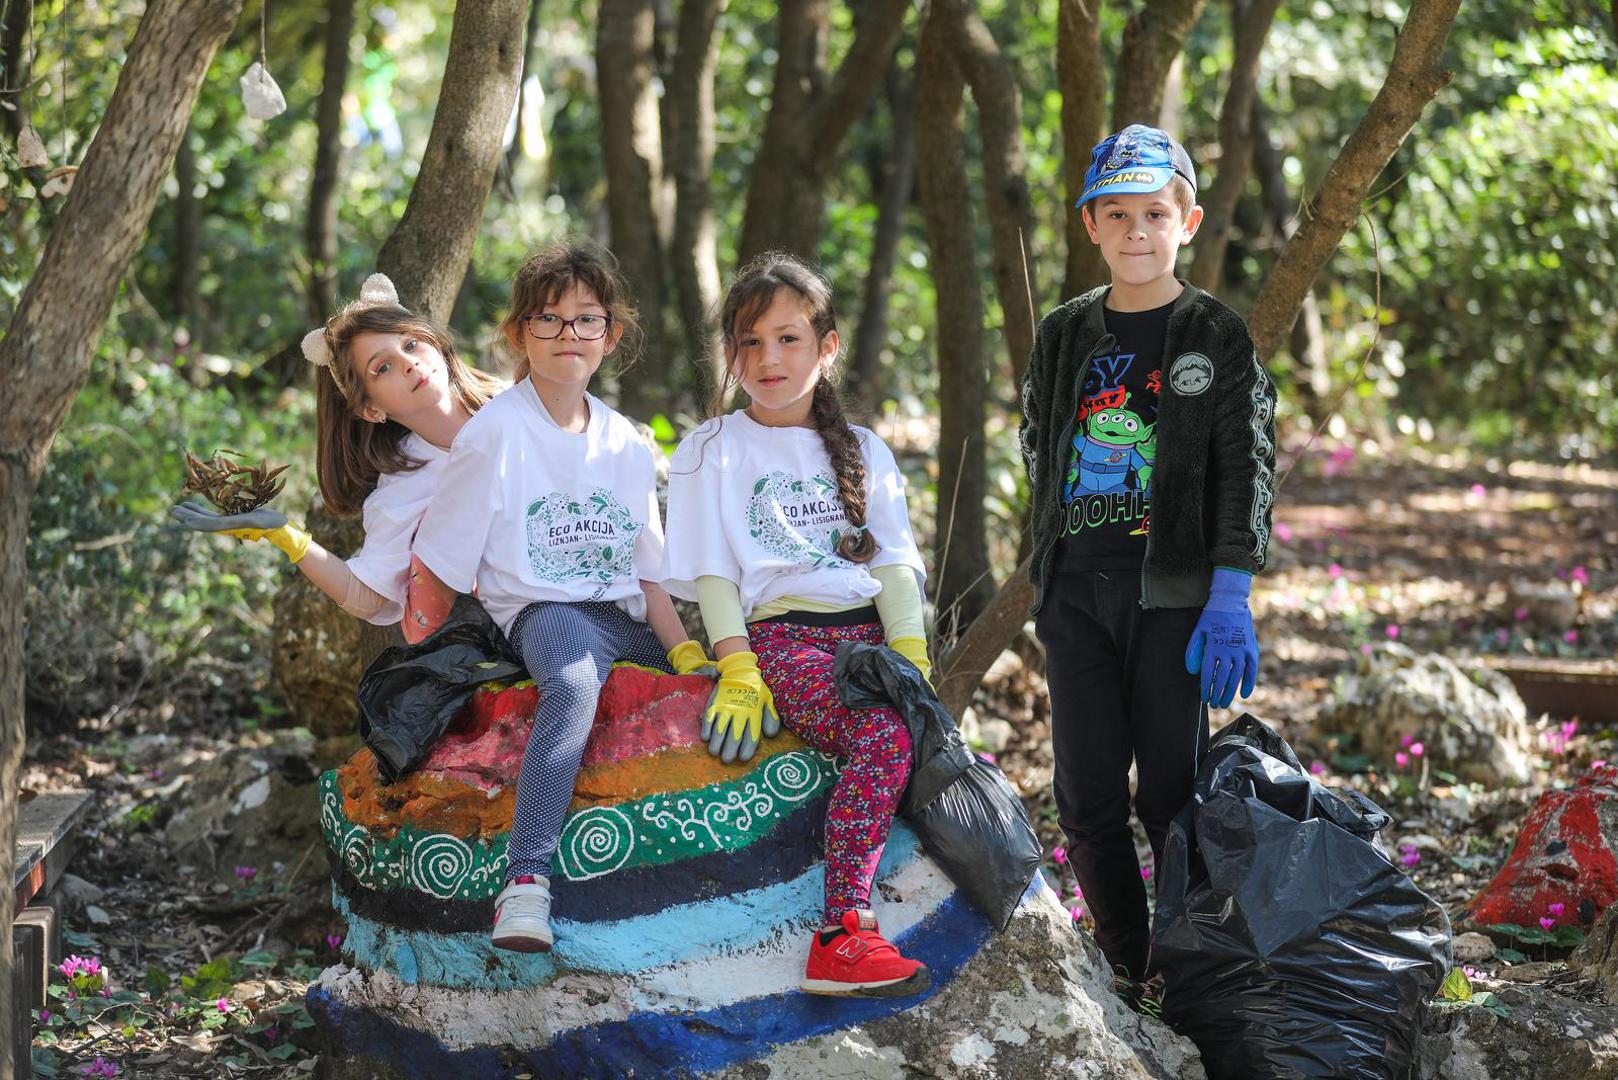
[1017,124,1278,1005]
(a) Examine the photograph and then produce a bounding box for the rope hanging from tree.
[240,0,286,121]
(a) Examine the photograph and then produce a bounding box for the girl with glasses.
[409,239,715,953]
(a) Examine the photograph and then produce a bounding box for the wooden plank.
[12,792,92,912]
[1488,659,1618,725]
[11,934,33,1079]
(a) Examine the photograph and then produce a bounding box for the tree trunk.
[306,0,357,326]
[1187,0,1281,294]
[1058,0,1107,300]
[598,0,670,414]
[666,0,724,397]
[736,0,909,264]
[0,2,246,1070]
[916,4,994,639]
[847,58,914,410]
[1247,0,1462,360]
[173,124,203,370]
[1110,0,1207,130]
[0,0,29,141]
[937,0,1038,391]
[374,0,526,324]
[939,556,1033,720]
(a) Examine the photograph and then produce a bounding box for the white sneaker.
[492,876,554,952]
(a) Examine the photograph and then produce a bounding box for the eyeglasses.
[523,313,612,341]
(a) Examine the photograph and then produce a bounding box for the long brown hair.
[715,252,878,564]
[314,304,504,516]
[500,239,642,382]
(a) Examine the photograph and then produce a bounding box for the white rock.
[1452,932,1496,964]
[85,905,112,926]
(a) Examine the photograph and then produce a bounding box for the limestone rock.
[1317,642,1534,785]
[1469,765,1618,930]
[1570,900,1618,1000]
[1507,580,1579,634]
[1453,932,1497,965]
[272,499,403,739]
[162,729,321,870]
[1418,984,1618,1079]
[309,668,1198,1078]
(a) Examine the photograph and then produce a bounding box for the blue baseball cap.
[1076,124,1197,209]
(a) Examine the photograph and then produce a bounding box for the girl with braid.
[663,253,933,997]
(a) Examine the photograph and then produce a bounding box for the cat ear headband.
[300,273,401,370]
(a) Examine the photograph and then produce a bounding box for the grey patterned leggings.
[505,600,670,880]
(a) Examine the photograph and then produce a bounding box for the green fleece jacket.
[1018,282,1277,613]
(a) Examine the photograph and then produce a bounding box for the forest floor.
[17,437,1618,1077]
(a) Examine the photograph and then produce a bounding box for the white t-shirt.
[345,433,448,627]
[412,380,664,635]
[663,410,925,617]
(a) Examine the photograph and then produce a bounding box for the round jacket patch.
[1169,352,1214,396]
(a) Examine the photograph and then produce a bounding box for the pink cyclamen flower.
[1070,904,1086,922]
[1140,865,1154,881]
[1495,628,1510,646]
[1564,630,1579,644]
[36,1009,50,1023]
[1572,566,1590,586]
[81,1058,119,1079]
[1309,761,1327,777]
[326,933,344,951]
[980,752,996,764]
[1549,902,1566,917]
[1395,752,1410,768]
[1052,846,1067,865]
[1360,643,1374,655]
[1593,760,1608,770]
[1468,483,1487,499]
[1540,916,1557,931]
[1562,720,1578,739]
[216,998,232,1013]
[233,866,257,882]
[1328,563,1343,579]
[1463,965,1480,979]
[59,955,101,980]
[1274,522,1294,543]
[1385,624,1400,640]
[1400,734,1415,748]
[1514,606,1529,623]
[1410,742,1425,758]
[1398,843,1420,868]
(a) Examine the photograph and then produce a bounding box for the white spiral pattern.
[408,834,474,899]
[342,826,373,885]
[560,806,636,881]
[763,752,822,802]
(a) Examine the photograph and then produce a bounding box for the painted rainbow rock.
[308,666,1201,1079]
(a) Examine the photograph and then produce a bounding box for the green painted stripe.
[320,750,837,902]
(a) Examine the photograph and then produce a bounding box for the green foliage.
[25,337,313,725]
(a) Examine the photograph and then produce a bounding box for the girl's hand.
[667,640,719,678]
[702,651,781,763]
[169,502,311,563]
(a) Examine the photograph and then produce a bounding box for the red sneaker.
[801,909,931,997]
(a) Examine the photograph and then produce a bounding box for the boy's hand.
[169,502,311,563]
[1184,568,1259,709]
[701,651,780,763]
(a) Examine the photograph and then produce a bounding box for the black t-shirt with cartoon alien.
[1055,299,1172,572]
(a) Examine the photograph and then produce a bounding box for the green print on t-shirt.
[746,470,853,569]
[524,488,642,584]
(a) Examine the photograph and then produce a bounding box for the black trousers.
[1035,568,1207,978]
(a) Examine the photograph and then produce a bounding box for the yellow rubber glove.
[889,635,933,687]
[169,503,312,564]
[668,639,719,678]
[703,651,780,764]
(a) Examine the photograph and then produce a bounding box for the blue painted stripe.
[338,825,926,990]
[309,882,1011,1079]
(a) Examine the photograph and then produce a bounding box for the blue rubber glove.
[1183,568,1260,709]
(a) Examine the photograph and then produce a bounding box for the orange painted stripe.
[568,733,808,811]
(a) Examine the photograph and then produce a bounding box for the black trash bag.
[835,642,1041,930]
[1152,714,1452,1080]
[357,595,525,783]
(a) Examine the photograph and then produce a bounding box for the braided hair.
[715,252,878,563]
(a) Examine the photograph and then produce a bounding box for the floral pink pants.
[750,618,913,923]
